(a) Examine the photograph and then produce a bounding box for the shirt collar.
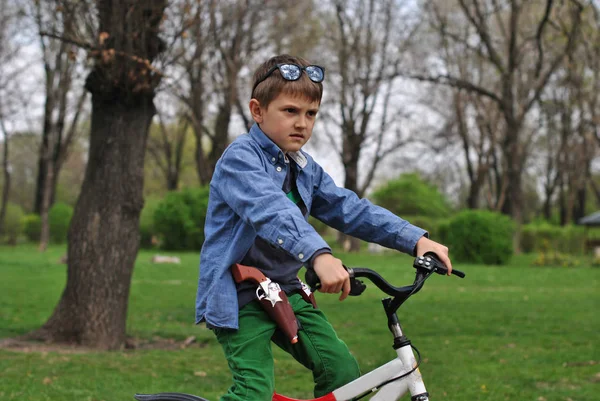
[249,123,308,169]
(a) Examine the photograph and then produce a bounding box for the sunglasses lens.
[279,64,301,80]
[305,66,324,82]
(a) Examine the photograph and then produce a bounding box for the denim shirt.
[195,123,427,329]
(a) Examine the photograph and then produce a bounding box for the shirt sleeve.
[310,162,427,255]
[306,248,332,269]
[212,143,330,264]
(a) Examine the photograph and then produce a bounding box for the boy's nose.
[295,116,307,128]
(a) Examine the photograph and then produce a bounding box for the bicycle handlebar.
[305,252,465,302]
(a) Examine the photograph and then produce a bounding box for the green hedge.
[23,214,42,242]
[404,215,447,242]
[2,203,25,244]
[139,197,161,249]
[521,223,585,254]
[371,173,451,218]
[153,187,210,251]
[444,210,514,265]
[48,202,73,244]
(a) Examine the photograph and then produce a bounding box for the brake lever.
[415,253,466,278]
[346,268,367,296]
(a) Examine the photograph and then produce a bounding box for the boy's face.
[250,92,320,153]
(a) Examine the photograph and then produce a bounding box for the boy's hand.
[415,236,453,275]
[312,253,351,301]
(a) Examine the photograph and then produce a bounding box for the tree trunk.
[559,179,567,226]
[167,168,179,191]
[466,178,483,209]
[500,119,524,253]
[337,137,361,252]
[542,188,553,220]
[0,118,10,235]
[210,102,232,174]
[38,145,54,251]
[193,118,212,185]
[34,98,55,215]
[25,0,166,349]
[28,90,154,349]
[33,151,46,214]
[571,164,589,223]
[590,180,600,208]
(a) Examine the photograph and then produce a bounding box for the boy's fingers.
[339,278,351,301]
[439,252,453,275]
[320,283,333,293]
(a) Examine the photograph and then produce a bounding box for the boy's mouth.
[290,133,305,139]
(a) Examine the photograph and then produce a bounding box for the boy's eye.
[285,108,297,113]
[307,111,317,117]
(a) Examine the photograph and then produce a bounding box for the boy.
[195,54,452,401]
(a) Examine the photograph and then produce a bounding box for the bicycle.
[134,252,465,401]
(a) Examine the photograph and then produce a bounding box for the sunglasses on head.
[252,63,325,96]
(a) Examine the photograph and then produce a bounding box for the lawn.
[0,245,598,401]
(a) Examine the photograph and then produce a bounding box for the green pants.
[213,293,361,401]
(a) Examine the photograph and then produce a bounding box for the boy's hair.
[251,54,323,107]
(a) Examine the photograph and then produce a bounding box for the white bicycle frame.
[136,256,465,401]
[330,324,428,401]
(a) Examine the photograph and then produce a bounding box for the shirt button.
[276,166,282,172]
[277,238,283,244]
[271,157,276,162]
[298,253,304,259]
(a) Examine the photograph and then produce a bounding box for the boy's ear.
[249,99,264,123]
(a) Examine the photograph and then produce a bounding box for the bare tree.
[584,1,600,149]
[26,0,167,350]
[535,102,563,220]
[532,2,599,222]
[412,0,584,249]
[166,0,319,185]
[452,91,505,210]
[28,0,89,250]
[146,102,189,191]
[0,0,27,234]
[317,0,419,250]
[579,2,600,208]
[0,118,10,235]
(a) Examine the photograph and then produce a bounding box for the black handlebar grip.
[305,268,320,291]
[452,269,466,278]
[304,268,367,295]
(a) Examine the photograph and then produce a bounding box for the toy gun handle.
[232,263,268,285]
[231,263,299,344]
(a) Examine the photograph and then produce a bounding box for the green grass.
[1,245,599,401]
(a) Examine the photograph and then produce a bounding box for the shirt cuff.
[396,223,428,256]
[306,248,332,269]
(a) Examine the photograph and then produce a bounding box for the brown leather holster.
[231,263,318,344]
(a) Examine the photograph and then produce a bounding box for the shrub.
[48,202,74,244]
[23,214,42,242]
[531,251,581,267]
[521,223,585,254]
[404,215,444,242]
[436,219,451,244]
[139,197,161,249]
[2,203,25,244]
[153,187,210,251]
[445,209,514,265]
[371,173,451,218]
